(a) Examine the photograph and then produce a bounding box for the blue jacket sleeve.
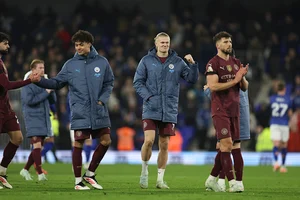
[133,59,153,100]
[180,60,199,83]
[204,88,211,100]
[98,62,114,105]
[21,85,50,106]
[36,63,68,89]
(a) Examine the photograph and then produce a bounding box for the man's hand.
[97,101,103,105]
[203,84,209,91]
[240,63,249,76]
[235,64,248,83]
[46,89,52,94]
[184,54,195,64]
[29,72,41,83]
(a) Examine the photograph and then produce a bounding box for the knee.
[12,134,23,146]
[220,140,233,152]
[144,139,154,148]
[101,138,111,146]
[74,140,84,148]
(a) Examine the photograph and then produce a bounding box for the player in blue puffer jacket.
[134,32,199,189]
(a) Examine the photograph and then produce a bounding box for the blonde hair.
[154,32,170,42]
[30,59,44,69]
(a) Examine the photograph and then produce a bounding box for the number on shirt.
[271,102,288,117]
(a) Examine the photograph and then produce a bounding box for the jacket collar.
[74,46,98,60]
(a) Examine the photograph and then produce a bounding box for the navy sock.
[83,145,92,163]
[273,146,279,162]
[41,142,54,157]
[281,148,287,166]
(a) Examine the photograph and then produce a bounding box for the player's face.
[0,40,9,55]
[33,63,45,77]
[217,37,232,55]
[155,36,170,54]
[75,42,91,56]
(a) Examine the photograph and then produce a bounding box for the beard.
[221,48,232,55]
[0,49,8,55]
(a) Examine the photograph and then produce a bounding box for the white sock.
[0,165,7,175]
[86,170,95,177]
[218,178,225,185]
[157,168,165,182]
[208,175,217,181]
[141,161,148,176]
[75,177,82,185]
[236,180,243,185]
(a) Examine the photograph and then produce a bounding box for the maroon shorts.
[143,119,175,136]
[0,114,20,134]
[74,127,111,141]
[212,116,240,141]
[30,136,46,145]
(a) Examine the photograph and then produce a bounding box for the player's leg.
[36,136,55,175]
[139,120,156,189]
[215,142,226,191]
[73,130,89,190]
[232,142,244,191]
[83,128,111,190]
[0,116,23,189]
[41,137,54,161]
[218,117,238,192]
[280,141,288,173]
[29,137,47,181]
[156,122,175,189]
[205,116,231,192]
[156,135,170,189]
[227,117,243,192]
[49,136,60,163]
[21,146,34,180]
[270,125,281,171]
[279,126,290,173]
[83,138,93,170]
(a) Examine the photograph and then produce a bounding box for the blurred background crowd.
[0,0,300,152]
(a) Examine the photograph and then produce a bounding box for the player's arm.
[206,74,238,92]
[207,67,246,92]
[21,85,51,106]
[180,54,199,83]
[35,63,68,90]
[240,77,249,91]
[133,59,153,101]
[98,61,114,105]
[0,71,31,90]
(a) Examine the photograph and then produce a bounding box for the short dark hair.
[213,31,232,44]
[0,32,10,43]
[277,80,286,92]
[71,30,94,44]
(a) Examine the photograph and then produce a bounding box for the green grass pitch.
[0,164,299,200]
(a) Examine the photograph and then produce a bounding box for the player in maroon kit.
[0,32,39,189]
[204,31,248,192]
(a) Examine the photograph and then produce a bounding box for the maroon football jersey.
[205,55,241,117]
[0,59,31,117]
